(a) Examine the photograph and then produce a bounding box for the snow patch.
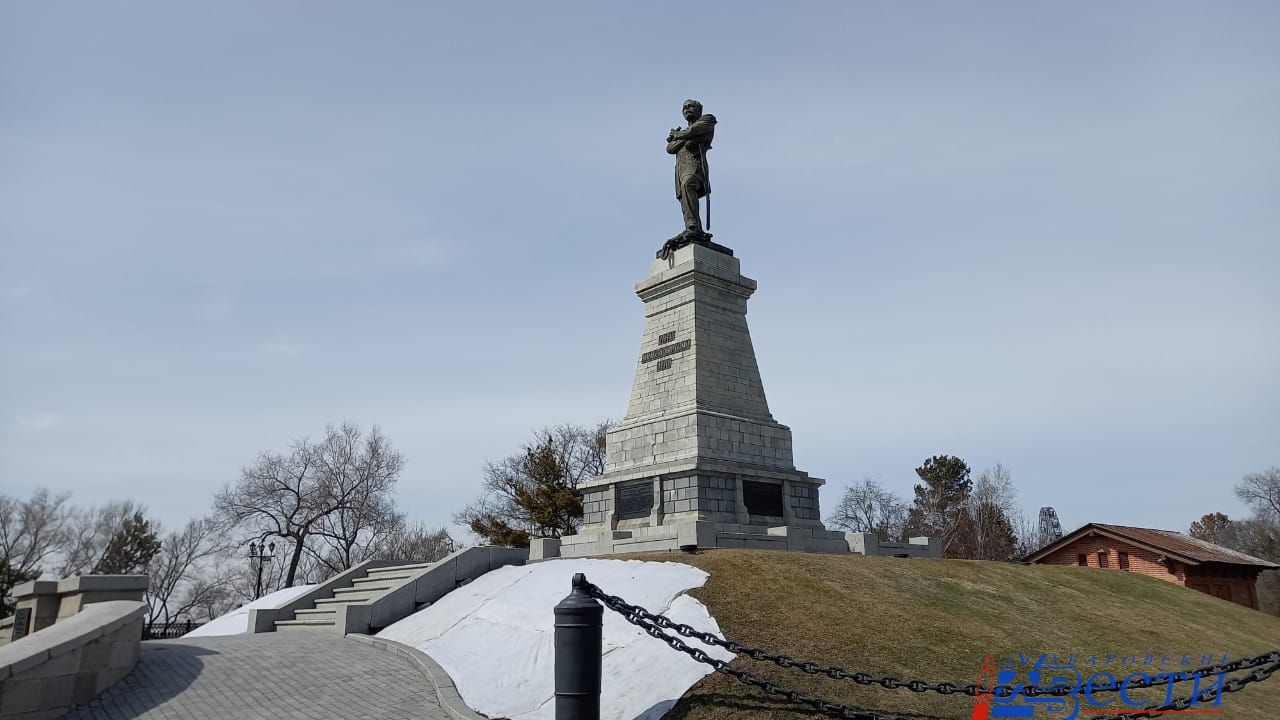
[184,584,317,637]
[376,558,733,720]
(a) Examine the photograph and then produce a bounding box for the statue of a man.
[667,99,716,242]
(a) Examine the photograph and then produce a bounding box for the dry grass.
[610,549,1280,720]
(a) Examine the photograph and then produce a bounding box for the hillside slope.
[614,550,1280,720]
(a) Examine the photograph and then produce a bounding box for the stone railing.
[534,524,942,560]
[245,558,390,633]
[340,546,527,634]
[3,575,150,648]
[248,546,527,635]
[0,600,145,719]
[845,532,941,559]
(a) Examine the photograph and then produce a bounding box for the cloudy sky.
[2,2,1277,540]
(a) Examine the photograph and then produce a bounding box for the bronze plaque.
[656,358,673,371]
[617,483,654,519]
[658,331,677,344]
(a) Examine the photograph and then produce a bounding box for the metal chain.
[627,607,929,720]
[583,581,1279,699]
[1087,659,1280,720]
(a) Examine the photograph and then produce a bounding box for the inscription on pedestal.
[658,331,676,344]
[617,482,654,519]
[742,480,784,517]
[641,339,690,363]
[11,607,31,641]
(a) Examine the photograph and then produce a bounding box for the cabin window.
[1077,553,1087,567]
[1098,552,1109,568]
[1118,552,1129,571]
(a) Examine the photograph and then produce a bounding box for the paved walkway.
[67,633,447,720]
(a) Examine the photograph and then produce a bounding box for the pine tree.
[1189,512,1232,545]
[93,511,161,574]
[905,455,973,558]
[456,423,607,547]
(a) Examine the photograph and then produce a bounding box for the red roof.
[1026,522,1279,568]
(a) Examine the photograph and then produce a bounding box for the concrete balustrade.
[0,600,145,719]
[3,576,150,648]
[845,533,941,559]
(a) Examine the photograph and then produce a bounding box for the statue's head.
[682,99,703,122]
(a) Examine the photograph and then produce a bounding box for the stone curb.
[346,633,489,720]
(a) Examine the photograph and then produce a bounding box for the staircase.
[274,562,436,633]
[252,547,528,636]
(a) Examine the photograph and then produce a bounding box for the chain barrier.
[1088,659,1280,720]
[581,580,1280,719]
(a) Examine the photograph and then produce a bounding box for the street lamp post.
[248,541,276,600]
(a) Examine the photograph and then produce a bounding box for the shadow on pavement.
[65,641,219,719]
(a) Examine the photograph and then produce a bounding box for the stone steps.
[259,549,527,635]
[329,587,390,603]
[366,562,436,575]
[274,616,338,632]
[271,561,431,632]
[353,573,411,585]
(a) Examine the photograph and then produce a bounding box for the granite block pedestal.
[536,242,898,559]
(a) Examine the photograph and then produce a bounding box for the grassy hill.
[614,550,1280,720]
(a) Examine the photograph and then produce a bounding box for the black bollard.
[554,572,603,720]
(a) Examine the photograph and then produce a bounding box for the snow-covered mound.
[184,584,316,637]
[376,558,733,720]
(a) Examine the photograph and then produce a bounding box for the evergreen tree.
[1189,512,1232,545]
[905,455,973,558]
[456,423,608,547]
[93,511,161,574]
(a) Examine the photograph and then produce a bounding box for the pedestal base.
[530,524,941,560]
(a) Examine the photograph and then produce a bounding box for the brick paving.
[66,633,446,719]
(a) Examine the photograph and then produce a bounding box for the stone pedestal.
[552,243,858,557]
[4,575,148,647]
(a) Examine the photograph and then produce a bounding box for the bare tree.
[303,425,408,579]
[0,488,72,616]
[144,517,233,625]
[826,477,907,541]
[1236,467,1280,519]
[375,522,456,563]
[964,464,1019,561]
[214,422,404,587]
[1010,510,1041,558]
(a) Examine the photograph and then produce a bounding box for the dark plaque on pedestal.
[11,607,31,641]
[742,480,784,518]
[617,482,654,519]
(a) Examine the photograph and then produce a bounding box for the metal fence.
[143,619,203,640]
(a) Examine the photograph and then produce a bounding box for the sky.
[2,2,1277,541]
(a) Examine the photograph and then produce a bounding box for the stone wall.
[582,488,611,527]
[787,483,819,523]
[0,600,144,719]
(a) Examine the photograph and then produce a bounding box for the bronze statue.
[659,99,718,259]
